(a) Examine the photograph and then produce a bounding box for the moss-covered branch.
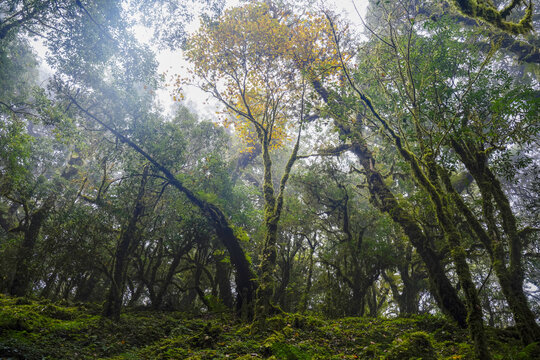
[69,94,257,319]
[450,0,533,34]
[310,78,468,328]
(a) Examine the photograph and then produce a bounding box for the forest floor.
[0,294,537,359]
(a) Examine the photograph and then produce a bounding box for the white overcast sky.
[34,0,368,118]
[151,0,368,117]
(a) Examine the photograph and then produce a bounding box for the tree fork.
[310,79,468,328]
[449,139,540,344]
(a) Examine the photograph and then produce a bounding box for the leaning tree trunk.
[311,80,468,328]
[72,99,257,319]
[450,138,540,345]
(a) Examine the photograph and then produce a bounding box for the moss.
[386,331,437,360]
[265,315,287,331]
[451,0,533,34]
[0,296,531,359]
[190,322,223,348]
[517,342,540,360]
[270,341,310,360]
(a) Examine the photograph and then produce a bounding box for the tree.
[325,0,539,350]
[296,160,396,317]
[184,1,340,320]
[314,5,494,357]
[364,3,539,345]
[0,0,258,316]
[308,70,469,328]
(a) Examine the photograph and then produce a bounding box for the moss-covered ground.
[0,294,537,359]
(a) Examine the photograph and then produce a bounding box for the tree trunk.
[311,79,468,328]
[215,254,234,309]
[299,238,316,313]
[256,128,301,321]
[153,242,191,309]
[274,256,292,311]
[103,167,148,321]
[72,99,258,319]
[39,272,58,299]
[383,264,421,316]
[9,202,51,297]
[450,138,540,345]
[181,264,203,311]
[349,286,365,316]
[74,272,99,302]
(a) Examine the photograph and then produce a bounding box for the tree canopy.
[0,0,539,358]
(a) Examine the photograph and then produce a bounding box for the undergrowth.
[0,294,534,359]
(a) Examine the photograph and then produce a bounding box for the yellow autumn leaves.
[182,2,344,151]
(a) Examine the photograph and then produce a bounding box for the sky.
[33,0,368,119]
[136,0,369,118]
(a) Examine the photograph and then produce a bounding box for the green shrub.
[518,342,540,360]
[386,331,436,360]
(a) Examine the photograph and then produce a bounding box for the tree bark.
[310,80,468,327]
[71,98,257,319]
[103,166,148,321]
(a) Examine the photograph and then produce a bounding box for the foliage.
[0,296,533,359]
[0,0,538,355]
[183,1,340,152]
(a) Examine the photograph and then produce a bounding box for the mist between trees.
[1,1,539,359]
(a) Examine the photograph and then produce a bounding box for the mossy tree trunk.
[311,79,468,327]
[449,138,540,345]
[215,252,234,309]
[449,0,533,35]
[383,244,423,316]
[9,201,52,297]
[257,133,280,318]
[256,126,301,321]
[72,98,257,319]
[417,2,539,64]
